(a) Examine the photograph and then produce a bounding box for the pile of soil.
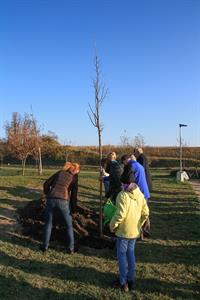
[18,198,115,249]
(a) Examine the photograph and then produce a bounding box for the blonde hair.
[107,151,117,160]
[137,147,143,154]
[134,147,143,155]
[63,162,72,171]
[63,162,80,174]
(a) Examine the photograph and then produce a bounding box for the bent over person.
[110,174,149,292]
[40,162,80,253]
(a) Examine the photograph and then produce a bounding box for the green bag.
[103,199,117,225]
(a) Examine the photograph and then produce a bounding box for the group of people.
[40,147,152,293]
[101,148,152,292]
[101,148,152,203]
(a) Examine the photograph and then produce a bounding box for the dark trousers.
[42,198,74,251]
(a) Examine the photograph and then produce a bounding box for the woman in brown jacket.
[40,162,80,253]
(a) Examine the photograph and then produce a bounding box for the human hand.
[142,218,150,232]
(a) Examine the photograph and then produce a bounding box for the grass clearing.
[0,167,200,299]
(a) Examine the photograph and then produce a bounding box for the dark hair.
[101,158,109,168]
[121,164,135,184]
[121,154,130,163]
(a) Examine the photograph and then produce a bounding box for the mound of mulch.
[18,198,115,249]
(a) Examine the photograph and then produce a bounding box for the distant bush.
[170,168,200,179]
[2,145,200,169]
[150,158,200,168]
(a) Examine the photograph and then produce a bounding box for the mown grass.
[0,167,200,300]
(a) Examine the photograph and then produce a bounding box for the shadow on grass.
[4,240,198,299]
[0,198,29,208]
[0,236,199,299]
[0,169,22,176]
[0,274,97,300]
[149,191,200,240]
[136,241,200,265]
[151,204,198,214]
[150,194,197,203]
[149,212,200,241]
[0,250,115,288]
[78,191,98,200]
[0,234,40,251]
[0,186,41,200]
[151,173,172,179]
[136,277,200,299]
[152,189,195,196]
[78,183,99,202]
[78,184,99,192]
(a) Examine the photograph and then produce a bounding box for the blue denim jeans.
[42,198,74,251]
[117,237,136,285]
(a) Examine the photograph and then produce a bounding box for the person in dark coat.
[105,152,122,204]
[40,162,80,253]
[134,147,152,191]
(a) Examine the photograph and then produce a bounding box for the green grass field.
[0,167,200,300]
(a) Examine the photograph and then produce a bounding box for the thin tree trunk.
[38,146,43,175]
[35,156,38,173]
[0,155,3,169]
[98,130,103,237]
[88,54,107,238]
[22,158,26,176]
[65,147,68,162]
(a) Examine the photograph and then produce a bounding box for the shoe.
[127,280,135,291]
[121,283,129,292]
[39,245,48,253]
[112,279,120,289]
[67,247,78,255]
[112,279,129,292]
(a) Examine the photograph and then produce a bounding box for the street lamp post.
[179,123,187,173]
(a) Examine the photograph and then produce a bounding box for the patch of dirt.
[0,205,22,235]
[18,198,115,249]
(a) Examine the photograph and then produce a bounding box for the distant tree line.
[0,112,200,174]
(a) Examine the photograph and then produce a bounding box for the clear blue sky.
[0,0,200,146]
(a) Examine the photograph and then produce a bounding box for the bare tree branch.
[88,54,108,237]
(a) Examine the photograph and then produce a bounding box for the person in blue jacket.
[121,154,150,201]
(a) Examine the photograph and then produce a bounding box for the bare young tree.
[88,54,107,237]
[120,129,130,148]
[133,133,145,148]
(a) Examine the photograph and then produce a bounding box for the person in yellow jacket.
[110,179,149,292]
